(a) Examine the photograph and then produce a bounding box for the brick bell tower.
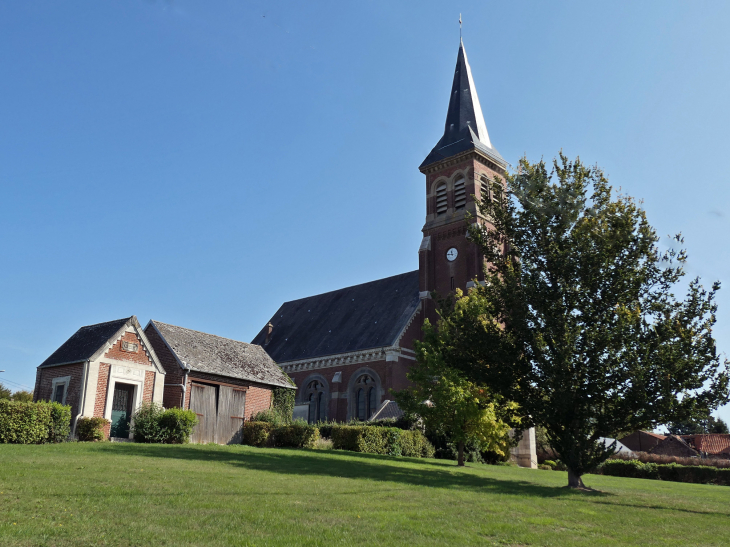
[418,39,509,323]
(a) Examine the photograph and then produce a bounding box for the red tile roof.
[686,434,730,455]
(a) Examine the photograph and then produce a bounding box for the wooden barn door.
[215,386,246,445]
[189,383,217,444]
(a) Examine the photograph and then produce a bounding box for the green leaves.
[456,153,729,483]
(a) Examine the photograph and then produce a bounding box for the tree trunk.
[567,469,585,488]
[457,441,465,466]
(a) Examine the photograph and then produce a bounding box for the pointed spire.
[421,40,506,169]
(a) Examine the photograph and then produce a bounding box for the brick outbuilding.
[34,316,166,439]
[144,320,295,444]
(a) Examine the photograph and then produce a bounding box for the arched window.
[492,182,503,204]
[353,374,378,420]
[435,183,448,215]
[480,176,491,203]
[454,178,466,210]
[305,380,326,424]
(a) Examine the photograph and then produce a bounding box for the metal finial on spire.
[459,13,462,40]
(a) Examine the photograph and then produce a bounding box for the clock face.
[446,247,458,262]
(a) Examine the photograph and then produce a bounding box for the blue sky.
[1,1,729,426]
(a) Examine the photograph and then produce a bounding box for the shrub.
[48,402,72,443]
[272,421,319,449]
[600,459,730,486]
[331,425,434,458]
[610,450,730,469]
[251,409,287,427]
[243,421,319,448]
[158,408,198,444]
[0,400,71,444]
[77,417,109,442]
[242,421,274,447]
[131,402,164,443]
[132,403,197,444]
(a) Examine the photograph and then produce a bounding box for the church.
[252,40,537,466]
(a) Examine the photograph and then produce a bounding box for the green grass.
[0,443,728,546]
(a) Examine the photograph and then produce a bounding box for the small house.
[34,316,166,439]
[144,320,295,444]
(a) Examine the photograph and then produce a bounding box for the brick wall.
[93,363,111,418]
[245,385,272,419]
[34,363,85,419]
[143,370,155,403]
[143,324,185,409]
[104,331,154,366]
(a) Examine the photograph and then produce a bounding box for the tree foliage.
[393,314,520,466]
[441,153,729,487]
[667,415,729,435]
[11,390,33,403]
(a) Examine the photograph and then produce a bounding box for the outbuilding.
[34,316,166,439]
[144,320,295,444]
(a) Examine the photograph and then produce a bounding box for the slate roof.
[368,400,404,422]
[149,320,294,389]
[252,271,420,363]
[421,40,507,170]
[40,317,133,367]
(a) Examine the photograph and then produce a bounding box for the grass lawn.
[0,443,728,546]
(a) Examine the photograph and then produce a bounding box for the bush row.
[0,400,71,444]
[242,421,320,448]
[330,425,435,458]
[132,403,198,444]
[601,459,730,486]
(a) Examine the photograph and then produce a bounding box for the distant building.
[619,431,666,453]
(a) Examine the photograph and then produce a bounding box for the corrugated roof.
[39,318,131,367]
[149,320,294,389]
[252,271,420,363]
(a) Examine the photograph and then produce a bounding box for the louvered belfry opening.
[480,176,491,202]
[454,178,466,210]
[435,183,448,215]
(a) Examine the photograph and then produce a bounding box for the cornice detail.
[419,149,507,176]
[280,346,399,373]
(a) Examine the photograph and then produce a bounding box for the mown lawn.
[0,443,728,546]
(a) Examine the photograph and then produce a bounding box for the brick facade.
[34,363,85,419]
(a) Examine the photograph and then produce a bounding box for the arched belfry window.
[435,183,448,215]
[480,176,491,203]
[492,182,503,204]
[354,374,378,420]
[454,178,466,210]
[305,380,326,424]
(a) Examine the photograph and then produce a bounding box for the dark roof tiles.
[252,271,420,363]
[40,318,132,367]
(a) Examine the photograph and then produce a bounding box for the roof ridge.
[150,320,257,347]
[281,270,419,306]
[78,317,133,329]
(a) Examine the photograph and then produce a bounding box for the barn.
[144,320,295,444]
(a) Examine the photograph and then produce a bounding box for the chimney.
[265,322,273,345]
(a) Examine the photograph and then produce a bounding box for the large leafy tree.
[393,313,519,466]
[667,415,729,435]
[442,153,729,487]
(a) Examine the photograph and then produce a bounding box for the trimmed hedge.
[0,400,71,444]
[242,421,319,449]
[331,425,434,458]
[77,417,109,442]
[601,459,730,486]
[132,403,198,444]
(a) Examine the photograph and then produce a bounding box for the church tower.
[418,40,508,321]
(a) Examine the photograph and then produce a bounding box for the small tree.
[394,313,519,466]
[0,384,10,400]
[667,415,729,435]
[443,154,729,487]
[11,390,33,403]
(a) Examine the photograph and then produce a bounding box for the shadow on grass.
[95,443,601,501]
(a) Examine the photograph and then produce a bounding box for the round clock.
[446,247,458,261]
